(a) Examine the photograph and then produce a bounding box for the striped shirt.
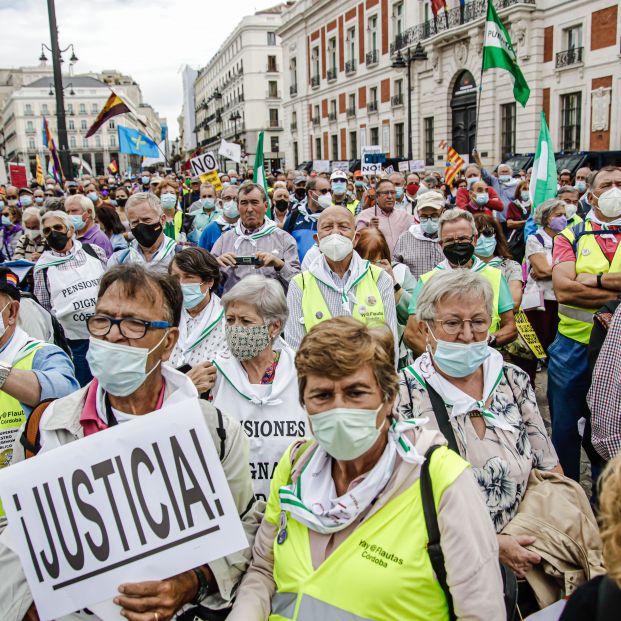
[393,227,444,280]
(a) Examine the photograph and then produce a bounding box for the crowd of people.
[0,158,620,620]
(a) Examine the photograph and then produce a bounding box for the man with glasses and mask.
[108,192,178,273]
[330,170,359,214]
[0,264,260,621]
[404,209,516,356]
[355,179,413,253]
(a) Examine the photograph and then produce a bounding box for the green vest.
[557,221,621,344]
[292,264,385,333]
[419,262,503,333]
[266,442,469,621]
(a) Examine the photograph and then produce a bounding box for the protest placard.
[0,399,247,621]
[398,161,409,173]
[409,160,426,172]
[361,146,383,175]
[515,310,547,360]
[313,160,330,173]
[331,160,349,173]
[9,163,28,188]
[190,152,223,191]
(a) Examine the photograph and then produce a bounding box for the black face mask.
[442,242,474,267]
[294,188,306,200]
[116,197,127,208]
[46,230,69,252]
[275,199,289,212]
[131,222,162,248]
[68,187,78,195]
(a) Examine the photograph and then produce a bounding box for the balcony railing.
[311,116,320,126]
[269,118,280,128]
[25,127,36,135]
[311,75,320,88]
[391,0,536,54]
[346,107,356,118]
[327,67,337,81]
[391,93,404,107]
[290,84,298,96]
[345,59,357,74]
[555,46,583,69]
[328,111,337,121]
[366,49,379,65]
[367,101,378,113]
[267,90,281,99]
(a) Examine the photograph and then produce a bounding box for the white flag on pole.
[218,139,241,163]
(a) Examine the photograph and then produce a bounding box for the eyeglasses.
[315,188,331,195]
[87,314,170,339]
[479,228,495,237]
[433,317,491,335]
[377,190,396,196]
[441,235,474,245]
[42,223,67,236]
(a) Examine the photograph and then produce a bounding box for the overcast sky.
[0,0,281,139]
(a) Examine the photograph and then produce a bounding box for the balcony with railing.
[367,101,378,113]
[555,46,583,69]
[366,49,379,66]
[327,67,337,81]
[290,84,298,97]
[267,90,281,100]
[391,94,404,107]
[25,127,36,135]
[328,111,337,122]
[311,75,320,88]
[391,0,536,54]
[346,107,356,118]
[345,59,356,74]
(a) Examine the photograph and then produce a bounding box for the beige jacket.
[229,427,506,621]
[0,382,263,621]
[502,469,606,608]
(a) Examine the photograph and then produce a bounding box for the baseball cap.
[0,268,21,300]
[416,190,445,212]
[330,170,348,182]
[353,170,363,179]
[293,175,306,185]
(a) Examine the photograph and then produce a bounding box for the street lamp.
[229,111,242,173]
[392,42,427,160]
[39,0,78,180]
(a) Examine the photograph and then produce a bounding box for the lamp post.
[391,42,427,161]
[230,111,242,174]
[40,0,78,180]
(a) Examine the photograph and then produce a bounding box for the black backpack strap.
[420,444,456,621]
[284,207,299,234]
[215,408,226,460]
[425,383,459,453]
[81,242,100,260]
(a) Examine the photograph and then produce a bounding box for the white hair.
[417,270,493,322]
[533,198,565,226]
[22,207,41,222]
[41,209,74,232]
[221,275,289,330]
[438,208,477,237]
[65,194,95,218]
[125,191,163,217]
[498,163,513,175]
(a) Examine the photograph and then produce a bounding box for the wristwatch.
[394,283,402,292]
[0,361,12,390]
[597,273,604,289]
[191,566,214,605]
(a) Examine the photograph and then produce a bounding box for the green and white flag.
[529,111,557,210]
[253,130,271,216]
[483,0,530,107]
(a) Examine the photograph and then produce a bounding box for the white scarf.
[408,223,439,243]
[34,238,84,272]
[586,211,621,240]
[0,327,45,365]
[215,215,235,231]
[308,251,370,312]
[279,419,427,534]
[410,349,514,432]
[176,294,224,363]
[233,218,277,250]
[125,235,176,265]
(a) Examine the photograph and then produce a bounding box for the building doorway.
[451,70,477,157]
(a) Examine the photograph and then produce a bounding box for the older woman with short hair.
[155,178,183,240]
[399,269,561,578]
[13,206,45,261]
[211,274,306,502]
[229,316,505,621]
[34,210,107,385]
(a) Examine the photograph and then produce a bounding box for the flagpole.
[473,0,489,156]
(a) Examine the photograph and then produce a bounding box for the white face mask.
[24,228,41,241]
[0,302,10,338]
[317,193,333,210]
[564,203,578,220]
[596,187,621,219]
[319,233,353,261]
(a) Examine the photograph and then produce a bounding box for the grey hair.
[125,191,163,217]
[533,198,565,226]
[416,270,493,322]
[557,185,579,197]
[200,182,215,192]
[221,275,289,330]
[65,193,95,218]
[22,206,41,222]
[238,181,267,203]
[41,209,74,231]
[498,163,513,175]
[438,208,477,236]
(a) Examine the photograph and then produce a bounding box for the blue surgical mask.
[499,174,512,183]
[395,187,404,200]
[161,194,177,209]
[355,180,365,188]
[1,216,11,227]
[0,201,4,209]
[420,217,439,235]
[141,176,150,185]
[87,191,98,203]
[181,282,206,310]
[575,180,586,193]
[475,193,489,205]
[332,182,347,195]
[20,195,33,207]
[86,332,168,397]
[475,234,496,257]
[202,198,216,211]
[428,327,490,378]
[520,191,531,202]
[222,200,239,219]
[70,214,86,231]
[310,405,384,460]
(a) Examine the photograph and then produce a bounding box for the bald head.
[317,205,356,243]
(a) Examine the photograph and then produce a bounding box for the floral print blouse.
[398,360,558,531]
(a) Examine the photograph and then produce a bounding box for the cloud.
[0,0,280,139]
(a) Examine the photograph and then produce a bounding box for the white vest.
[47,248,104,339]
[211,341,307,501]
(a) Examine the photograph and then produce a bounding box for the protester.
[0,201,22,259]
[456,163,503,211]
[404,209,517,355]
[95,204,128,252]
[393,190,445,279]
[108,192,177,272]
[0,263,260,620]
[549,166,621,482]
[33,210,107,386]
[64,194,114,257]
[155,178,183,240]
[557,185,582,226]
[476,156,519,221]
[285,206,398,353]
[389,171,409,210]
[211,275,306,501]
[355,179,412,253]
[212,182,300,294]
[575,166,592,217]
[505,179,531,261]
[182,176,202,211]
[464,179,504,216]
[330,169,359,214]
[199,184,240,252]
[12,206,44,261]
[272,185,291,228]
[188,181,220,243]
[229,316,505,620]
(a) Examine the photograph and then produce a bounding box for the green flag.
[529,111,557,210]
[253,130,271,217]
[483,0,530,107]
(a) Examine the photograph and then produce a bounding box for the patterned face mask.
[225,324,272,361]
